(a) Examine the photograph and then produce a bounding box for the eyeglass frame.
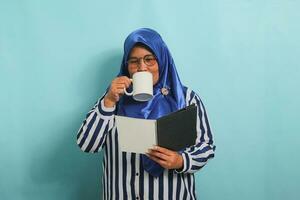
[126,54,157,68]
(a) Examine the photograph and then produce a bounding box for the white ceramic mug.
[124,71,153,101]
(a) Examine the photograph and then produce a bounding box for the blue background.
[1,0,299,199]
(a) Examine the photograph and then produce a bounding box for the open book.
[115,104,197,154]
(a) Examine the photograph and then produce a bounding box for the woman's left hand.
[146,146,183,170]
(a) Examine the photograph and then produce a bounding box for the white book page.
[115,115,157,154]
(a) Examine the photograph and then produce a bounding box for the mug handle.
[124,79,133,96]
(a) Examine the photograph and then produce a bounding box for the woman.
[77,28,215,200]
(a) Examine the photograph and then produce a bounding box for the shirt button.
[136,173,139,176]
[136,197,139,199]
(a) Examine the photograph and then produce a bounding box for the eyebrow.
[128,54,154,59]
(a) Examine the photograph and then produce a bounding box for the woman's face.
[127,46,159,85]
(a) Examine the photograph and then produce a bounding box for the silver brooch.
[161,87,169,96]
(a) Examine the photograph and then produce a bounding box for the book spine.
[155,121,158,146]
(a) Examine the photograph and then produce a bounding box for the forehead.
[129,46,154,57]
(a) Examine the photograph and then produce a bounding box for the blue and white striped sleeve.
[176,88,216,174]
[76,96,116,153]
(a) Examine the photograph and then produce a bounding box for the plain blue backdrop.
[0,0,299,199]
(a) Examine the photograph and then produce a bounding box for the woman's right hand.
[104,76,132,107]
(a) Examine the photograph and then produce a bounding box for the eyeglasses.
[127,54,157,68]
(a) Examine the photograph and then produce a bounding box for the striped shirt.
[77,87,215,200]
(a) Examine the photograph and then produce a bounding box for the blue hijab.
[116,28,186,177]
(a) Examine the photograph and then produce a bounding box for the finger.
[115,83,127,89]
[117,76,131,83]
[112,81,126,87]
[151,146,173,156]
[146,153,169,168]
[111,77,131,89]
[113,81,131,89]
[118,76,132,87]
[147,149,169,161]
[114,94,120,102]
[114,88,125,95]
[110,88,124,99]
[112,77,128,85]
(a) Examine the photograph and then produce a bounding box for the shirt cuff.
[97,98,116,118]
[174,151,190,174]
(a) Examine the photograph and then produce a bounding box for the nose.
[137,59,148,72]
